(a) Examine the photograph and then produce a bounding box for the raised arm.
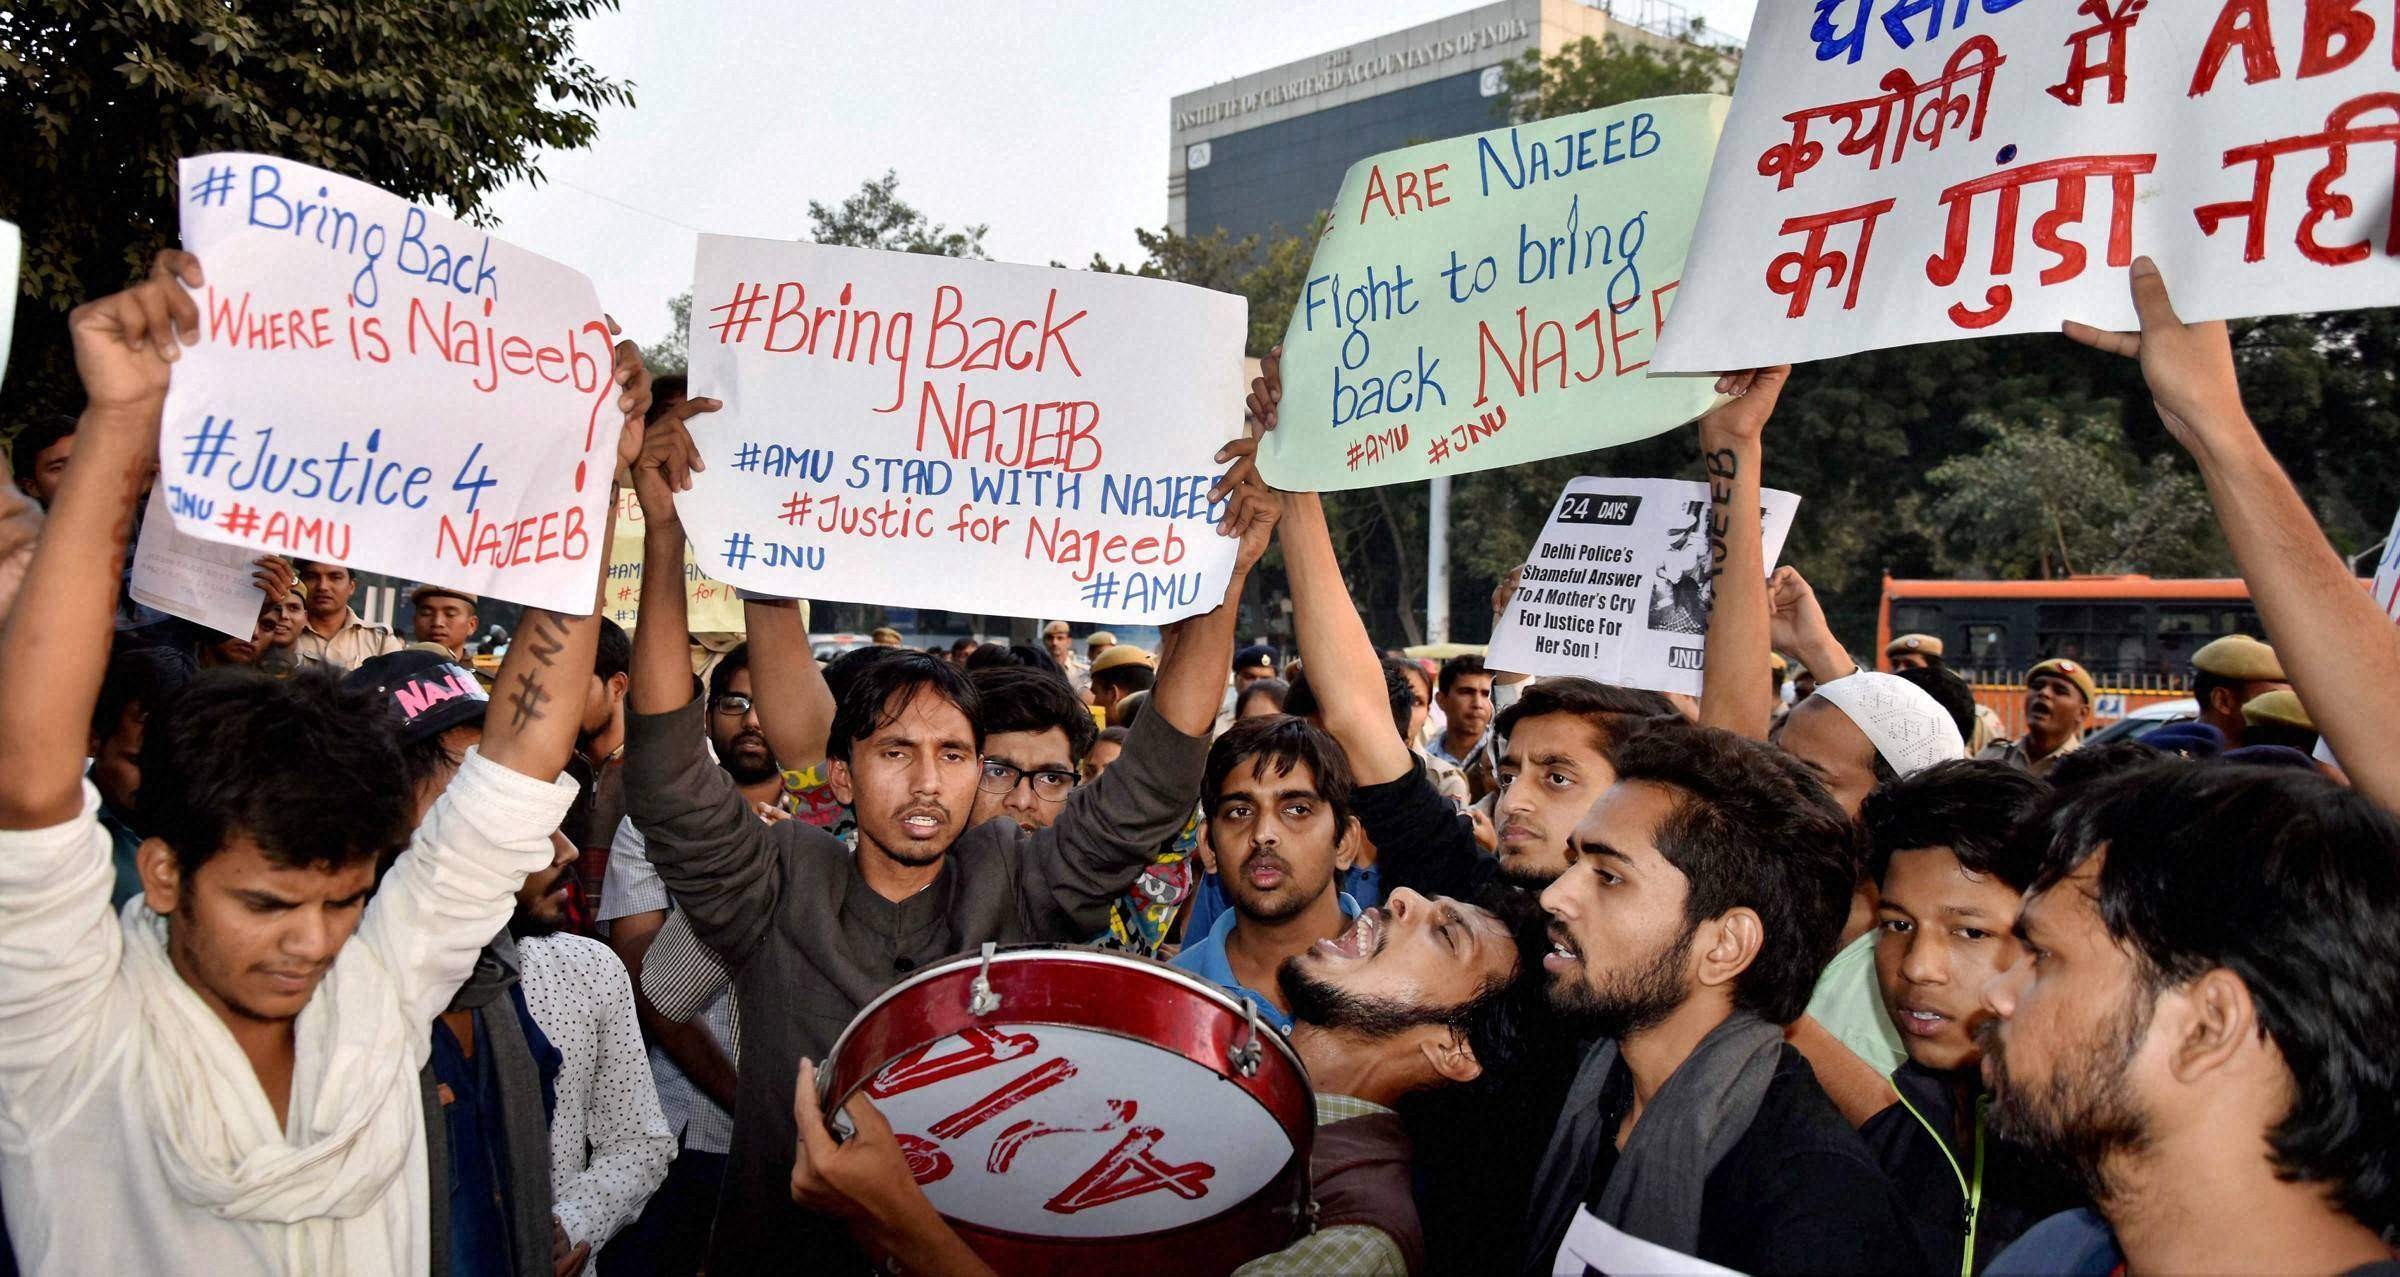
[1768,566,1856,687]
[1143,490,1274,738]
[745,597,837,773]
[627,397,719,717]
[1222,349,1413,786]
[478,329,653,783]
[1695,366,1790,741]
[0,252,198,829]
[2068,260,2400,811]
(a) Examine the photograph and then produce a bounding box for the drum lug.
[1228,995,1265,1078]
[968,942,1003,1016]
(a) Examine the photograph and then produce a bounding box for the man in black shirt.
[1522,721,1917,1275]
[1854,761,2082,1274]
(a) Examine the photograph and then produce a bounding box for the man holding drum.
[619,404,1281,1275]
[788,885,1550,1276]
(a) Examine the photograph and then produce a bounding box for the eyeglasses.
[978,759,1079,803]
[712,694,755,717]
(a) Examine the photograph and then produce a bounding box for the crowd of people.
[0,247,2393,1277]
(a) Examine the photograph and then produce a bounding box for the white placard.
[684,235,1247,624]
[129,483,270,639]
[1655,2,2400,370]
[1554,1208,1744,1276]
[2373,503,2400,623]
[157,153,616,614]
[0,219,18,392]
[1488,477,1801,696]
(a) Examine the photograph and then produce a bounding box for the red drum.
[818,944,1315,1275]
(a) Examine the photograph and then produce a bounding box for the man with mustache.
[620,401,1279,1274]
[1978,660,2094,778]
[1979,763,2400,1277]
[1853,761,2083,1274]
[1523,721,1915,1274]
[1173,715,1363,1030]
[787,885,1552,1277]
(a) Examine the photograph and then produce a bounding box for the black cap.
[343,648,488,745]
[1233,643,1278,674]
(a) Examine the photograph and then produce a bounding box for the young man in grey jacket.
[620,400,1279,1273]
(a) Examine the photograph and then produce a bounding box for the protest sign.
[130,483,271,639]
[1258,95,1729,492]
[0,219,18,391]
[1656,2,2400,371]
[683,235,1247,624]
[157,153,617,614]
[2374,503,2400,623]
[604,487,746,633]
[1486,476,1801,696]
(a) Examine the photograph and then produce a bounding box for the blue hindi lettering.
[244,162,390,307]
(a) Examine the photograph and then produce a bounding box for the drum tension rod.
[968,942,1002,1016]
[1229,996,1265,1078]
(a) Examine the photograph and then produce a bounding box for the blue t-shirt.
[1172,892,1359,1033]
[1183,865,1382,944]
[429,987,560,1277]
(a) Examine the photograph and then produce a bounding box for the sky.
[481,0,1758,346]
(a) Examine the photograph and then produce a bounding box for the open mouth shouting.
[896,803,949,840]
[1544,921,1584,974]
[1894,1002,1955,1039]
[1314,907,1384,960]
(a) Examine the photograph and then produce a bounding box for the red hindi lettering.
[2048,0,2148,107]
[1765,197,1898,319]
[865,1027,1042,1098]
[897,1134,955,1186]
[1757,36,2004,191]
[1043,1126,1215,1215]
[1925,154,2155,329]
[2194,92,2400,266]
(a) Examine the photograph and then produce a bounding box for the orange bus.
[1874,574,2263,733]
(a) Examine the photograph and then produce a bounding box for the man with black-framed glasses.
[702,645,792,821]
[967,666,1094,835]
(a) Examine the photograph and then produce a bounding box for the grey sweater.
[623,697,1210,1274]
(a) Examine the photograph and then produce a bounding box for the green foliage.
[808,170,987,258]
[1084,221,1321,358]
[0,0,633,413]
[1501,32,1733,122]
[642,292,691,377]
[1927,407,2219,579]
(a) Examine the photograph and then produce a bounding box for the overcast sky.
[481,0,1758,345]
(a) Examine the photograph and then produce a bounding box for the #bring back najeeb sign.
[683,235,1248,625]
[158,153,619,614]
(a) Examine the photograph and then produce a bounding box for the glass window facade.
[1182,68,1514,249]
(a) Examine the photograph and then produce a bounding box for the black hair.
[399,722,481,799]
[2191,669,2242,718]
[1610,721,1860,1024]
[1437,654,1489,695]
[823,644,913,706]
[10,413,76,486]
[1090,660,1156,699]
[1202,714,1356,833]
[1236,678,1290,718]
[827,650,983,762]
[707,642,750,706]
[93,644,197,743]
[1862,759,2048,889]
[594,617,631,684]
[645,374,689,424]
[965,642,1066,680]
[1094,726,1130,748]
[1113,689,1149,728]
[2025,762,2400,1233]
[1494,677,1675,758]
[139,668,412,876]
[1895,665,1979,749]
[1454,883,1564,1079]
[1284,662,1413,740]
[2044,739,2171,796]
[1382,655,1430,718]
[971,665,1097,761]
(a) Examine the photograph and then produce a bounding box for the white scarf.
[117,897,423,1273]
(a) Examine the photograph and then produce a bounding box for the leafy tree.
[1500,30,1734,124]
[808,170,987,258]
[0,0,633,415]
[1084,221,1319,358]
[642,292,691,377]
[1927,407,2221,579]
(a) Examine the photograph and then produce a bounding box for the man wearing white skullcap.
[1776,671,1969,1076]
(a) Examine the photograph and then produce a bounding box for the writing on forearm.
[524,610,569,669]
[1704,447,1738,580]
[506,671,553,730]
